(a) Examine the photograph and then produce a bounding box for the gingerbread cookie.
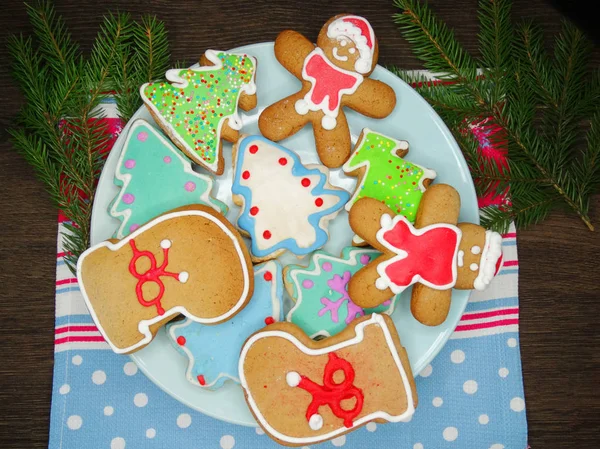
[140,50,257,175]
[347,185,504,326]
[239,314,417,446]
[284,247,398,338]
[259,15,396,168]
[109,119,227,239]
[231,135,349,262]
[168,261,283,389]
[77,205,254,354]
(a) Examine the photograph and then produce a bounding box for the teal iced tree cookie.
[284,246,398,338]
[109,119,227,239]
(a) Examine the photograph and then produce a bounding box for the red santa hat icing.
[327,15,376,74]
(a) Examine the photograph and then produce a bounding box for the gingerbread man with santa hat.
[259,14,397,168]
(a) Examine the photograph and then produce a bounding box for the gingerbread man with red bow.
[348,184,504,326]
[259,14,397,168]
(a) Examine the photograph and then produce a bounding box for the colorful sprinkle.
[123,193,135,205]
[124,159,136,169]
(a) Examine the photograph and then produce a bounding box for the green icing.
[141,51,256,170]
[344,130,435,223]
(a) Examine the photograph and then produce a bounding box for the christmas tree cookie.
[140,50,257,175]
[343,128,436,223]
[168,261,284,389]
[109,119,227,239]
[284,247,398,338]
[232,135,349,262]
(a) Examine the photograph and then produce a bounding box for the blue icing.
[167,261,284,390]
[231,135,349,258]
[109,119,227,239]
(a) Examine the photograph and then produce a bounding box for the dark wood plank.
[0,0,598,448]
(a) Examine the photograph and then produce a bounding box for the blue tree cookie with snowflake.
[231,135,349,262]
[109,119,227,239]
[284,246,398,338]
[167,261,284,389]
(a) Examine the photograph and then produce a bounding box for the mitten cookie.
[259,14,396,168]
[232,135,349,262]
[140,50,257,175]
[284,247,398,338]
[77,205,254,354]
[348,185,503,326]
[109,119,227,239]
[168,261,283,389]
[239,314,417,446]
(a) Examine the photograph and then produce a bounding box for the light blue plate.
[91,42,478,427]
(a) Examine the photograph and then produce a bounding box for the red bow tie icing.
[375,214,461,294]
[128,239,188,315]
[286,353,364,430]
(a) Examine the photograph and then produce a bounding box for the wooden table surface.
[0,0,598,448]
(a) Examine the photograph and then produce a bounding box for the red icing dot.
[177,336,186,346]
[250,206,259,216]
[278,157,288,166]
[263,271,273,281]
[315,198,324,207]
[197,375,206,386]
[301,178,311,187]
[264,316,275,325]
[249,144,259,154]
[242,170,250,180]
[263,230,272,240]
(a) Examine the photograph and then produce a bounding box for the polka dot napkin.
[48,96,527,449]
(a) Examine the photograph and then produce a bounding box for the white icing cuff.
[321,116,337,130]
[309,413,323,430]
[295,99,309,116]
[286,371,301,387]
[473,231,503,291]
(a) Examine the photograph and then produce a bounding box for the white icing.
[471,245,481,255]
[469,263,479,272]
[309,414,324,430]
[327,15,376,74]
[178,271,189,283]
[352,234,365,245]
[160,239,172,249]
[332,47,348,62]
[340,39,347,47]
[457,250,464,267]
[374,215,461,294]
[77,209,252,354]
[473,230,503,291]
[294,48,363,130]
[238,314,416,444]
[286,371,301,387]
[349,48,356,54]
[342,129,437,212]
[139,50,257,172]
[285,248,397,339]
[236,138,346,252]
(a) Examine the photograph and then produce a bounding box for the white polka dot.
[451,350,465,364]
[332,435,346,446]
[419,364,433,377]
[123,361,138,376]
[507,338,517,348]
[414,444,424,449]
[59,384,70,395]
[71,355,82,365]
[92,370,106,385]
[134,393,148,407]
[366,422,377,432]
[463,380,478,394]
[177,413,192,429]
[489,445,505,449]
[111,437,126,449]
[104,406,114,416]
[220,435,235,449]
[146,428,156,439]
[443,427,458,442]
[67,415,82,430]
[479,414,489,424]
[255,427,264,435]
[432,397,443,407]
[510,397,525,412]
[499,368,509,378]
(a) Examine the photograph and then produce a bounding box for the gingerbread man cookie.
[348,185,504,326]
[259,14,396,168]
